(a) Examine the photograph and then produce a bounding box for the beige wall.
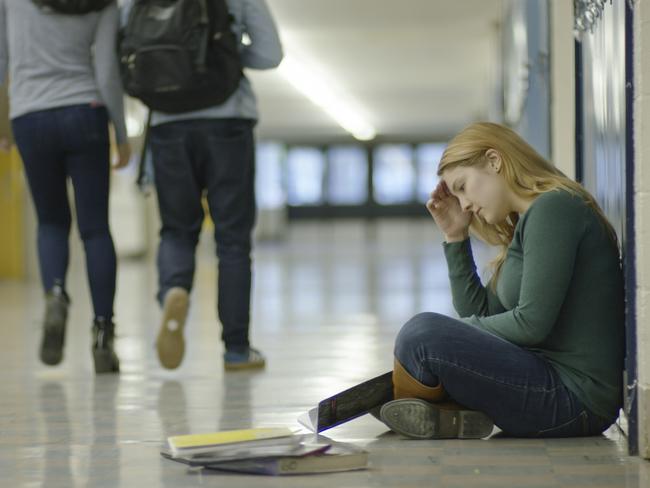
[634,0,650,460]
[549,0,576,179]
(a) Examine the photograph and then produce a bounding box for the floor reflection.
[39,382,74,487]
[1,220,646,487]
[88,377,121,487]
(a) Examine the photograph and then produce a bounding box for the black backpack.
[31,0,113,14]
[118,0,243,113]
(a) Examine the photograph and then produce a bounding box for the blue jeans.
[394,312,613,437]
[12,104,117,319]
[149,118,256,351]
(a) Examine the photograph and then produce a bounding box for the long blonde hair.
[437,122,618,282]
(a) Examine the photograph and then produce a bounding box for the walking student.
[119,0,283,370]
[0,0,130,373]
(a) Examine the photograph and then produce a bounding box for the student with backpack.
[0,0,130,373]
[119,0,283,371]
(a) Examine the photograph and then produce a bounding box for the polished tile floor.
[0,219,647,487]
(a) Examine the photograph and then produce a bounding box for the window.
[256,142,286,209]
[416,143,445,203]
[327,145,368,205]
[263,140,447,215]
[372,144,416,205]
[285,147,325,206]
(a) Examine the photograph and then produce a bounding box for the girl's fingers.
[431,182,446,200]
[426,199,440,214]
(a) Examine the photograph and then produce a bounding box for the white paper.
[297,407,318,432]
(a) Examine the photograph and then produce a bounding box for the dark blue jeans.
[149,118,256,351]
[12,104,117,319]
[395,312,613,437]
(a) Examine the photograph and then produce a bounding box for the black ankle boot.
[92,318,120,374]
[39,283,70,366]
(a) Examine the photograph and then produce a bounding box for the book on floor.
[162,437,332,466]
[204,436,368,475]
[298,371,393,432]
[166,427,296,457]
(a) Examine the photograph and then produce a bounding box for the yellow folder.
[168,427,293,451]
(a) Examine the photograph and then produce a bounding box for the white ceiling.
[249,0,504,142]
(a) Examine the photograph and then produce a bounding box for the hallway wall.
[633,0,650,460]
[549,0,576,179]
[0,147,25,279]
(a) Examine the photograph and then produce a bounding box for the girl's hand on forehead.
[426,180,471,241]
[430,180,455,206]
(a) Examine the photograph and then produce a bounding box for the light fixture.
[574,0,609,39]
[277,54,376,141]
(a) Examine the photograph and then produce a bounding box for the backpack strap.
[195,0,211,73]
[136,110,152,192]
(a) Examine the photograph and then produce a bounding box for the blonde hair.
[437,121,618,283]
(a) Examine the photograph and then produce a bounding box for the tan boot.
[392,358,448,402]
[385,359,493,439]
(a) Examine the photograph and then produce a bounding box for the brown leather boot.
[92,318,120,374]
[380,398,494,439]
[392,358,448,402]
[384,359,493,439]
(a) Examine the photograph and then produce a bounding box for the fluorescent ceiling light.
[278,54,376,141]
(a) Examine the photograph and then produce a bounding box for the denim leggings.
[12,104,117,320]
[394,312,613,437]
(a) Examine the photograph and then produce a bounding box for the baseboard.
[639,383,650,459]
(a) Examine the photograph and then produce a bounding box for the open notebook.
[298,371,393,432]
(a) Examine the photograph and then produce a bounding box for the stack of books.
[161,427,368,475]
[161,372,395,475]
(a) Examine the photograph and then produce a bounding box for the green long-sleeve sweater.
[443,189,625,421]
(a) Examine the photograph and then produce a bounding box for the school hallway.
[0,221,647,488]
[3,0,650,485]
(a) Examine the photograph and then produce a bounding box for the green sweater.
[443,189,624,421]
